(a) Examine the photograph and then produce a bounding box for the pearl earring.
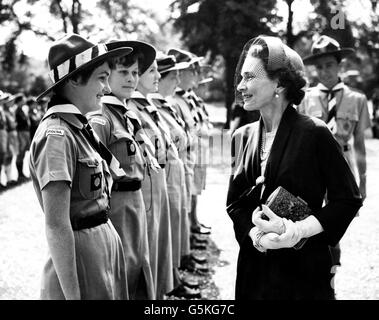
[275,92,279,98]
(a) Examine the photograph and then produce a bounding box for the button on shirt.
[29,104,111,221]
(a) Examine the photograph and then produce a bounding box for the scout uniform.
[185,89,210,194]
[299,83,371,179]
[15,100,31,179]
[3,100,19,183]
[88,94,155,300]
[29,103,129,299]
[128,90,174,299]
[168,88,198,211]
[148,92,190,268]
[0,93,8,186]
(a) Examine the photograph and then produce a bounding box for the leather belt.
[71,210,108,231]
[112,180,141,192]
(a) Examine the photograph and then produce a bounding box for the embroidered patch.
[46,128,64,136]
[90,172,102,191]
[91,118,106,126]
[127,141,136,155]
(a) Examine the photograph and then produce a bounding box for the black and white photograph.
[0,0,378,307]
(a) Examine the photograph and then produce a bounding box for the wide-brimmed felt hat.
[303,35,355,65]
[156,51,189,74]
[0,91,10,103]
[106,40,156,75]
[167,48,203,69]
[36,34,133,102]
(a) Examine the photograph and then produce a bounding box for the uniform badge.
[90,172,102,191]
[46,128,64,136]
[127,141,136,155]
[91,118,106,126]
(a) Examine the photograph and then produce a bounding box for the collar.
[317,81,345,93]
[131,91,146,99]
[147,92,164,100]
[101,95,128,113]
[43,104,84,129]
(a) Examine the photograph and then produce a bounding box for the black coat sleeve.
[226,127,260,246]
[313,124,363,246]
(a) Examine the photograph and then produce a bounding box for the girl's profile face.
[138,61,161,95]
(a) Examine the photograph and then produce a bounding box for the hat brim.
[36,47,132,102]
[303,48,355,65]
[198,77,213,85]
[106,40,156,75]
[160,61,191,74]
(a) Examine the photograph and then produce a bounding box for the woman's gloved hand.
[252,204,286,235]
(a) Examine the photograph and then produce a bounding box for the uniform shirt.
[29,104,111,222]
[148,93,188,158]
[4,109,17,132]
[298,83,371,148]
[128,91,178,166]
[88,95,145,182]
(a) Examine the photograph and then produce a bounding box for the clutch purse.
[265,186,313,249]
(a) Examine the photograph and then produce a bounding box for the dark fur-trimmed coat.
[226,105,362,300]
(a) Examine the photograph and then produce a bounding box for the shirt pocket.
[77,157,103,200]
[336,111,359,138]
[113,131,137,167]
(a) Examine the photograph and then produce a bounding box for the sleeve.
[226,129,259,246]
[312,124,363,246]
[33,125,77,190]
[88,114,111,146]
[354,95,371,134]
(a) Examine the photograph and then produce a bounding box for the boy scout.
[29,34,132,299]
[298,35,371,277]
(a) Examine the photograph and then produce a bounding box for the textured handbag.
[265,186,313,249]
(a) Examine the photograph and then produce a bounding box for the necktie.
[123,109,160,172]
[320,84,343,134]
[106,102,159,172]
[78,116,126,180]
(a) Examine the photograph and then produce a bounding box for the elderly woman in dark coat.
[226,35,362,300]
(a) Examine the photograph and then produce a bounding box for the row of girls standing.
[29,34,212,300]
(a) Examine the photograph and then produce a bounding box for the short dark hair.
[109,52,141,74]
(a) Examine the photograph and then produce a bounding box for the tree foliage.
[172,0,280,127]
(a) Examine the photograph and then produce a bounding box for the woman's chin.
[243,101,257,111]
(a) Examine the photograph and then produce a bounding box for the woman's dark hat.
[156,51,189,74]
[36,34,133,102]
[303,35,355,65]
[166,48,203,68]
[106,40,156,75]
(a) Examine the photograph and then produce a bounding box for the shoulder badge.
[46,128,64,136]
[90,117,107,126]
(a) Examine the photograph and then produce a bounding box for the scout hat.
[156,51,189,74]
[303,35,355,65]
[0,91,11,103]
[37,33,133,102]
[167,48,203,68]
[106,40,156,75]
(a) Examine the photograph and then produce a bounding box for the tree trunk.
[286,0,294,47]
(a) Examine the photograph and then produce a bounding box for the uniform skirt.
[110,189,155,299]
[40,221,128,300]
[165,159,187,268]
[141,168,174,299]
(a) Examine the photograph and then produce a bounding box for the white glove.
[259,216,324,250]
[249,226,267,253]
[252,204,286,235]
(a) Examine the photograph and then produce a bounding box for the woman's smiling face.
[237,55,277,111]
